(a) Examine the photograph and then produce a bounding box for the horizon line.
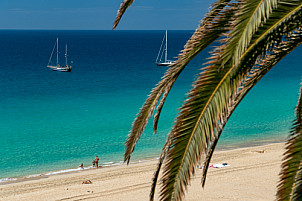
[0,28,195,31]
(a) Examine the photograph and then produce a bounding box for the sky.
[0,0,216,30]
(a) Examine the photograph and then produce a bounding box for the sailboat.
[155,30,175,66]
[47,38,72,72]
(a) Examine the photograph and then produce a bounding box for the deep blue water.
[0,30,301,180]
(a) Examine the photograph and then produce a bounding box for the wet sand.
[0,143,285,201]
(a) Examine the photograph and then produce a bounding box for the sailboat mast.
[165,30,168,62]
[56,37,59,66]
[65,44,68,66]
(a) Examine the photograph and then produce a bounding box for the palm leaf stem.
[247,3,301,55]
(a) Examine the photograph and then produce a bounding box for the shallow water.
[0,30,301,181]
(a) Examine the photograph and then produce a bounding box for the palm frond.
[277,87,302,201]
[159,2,302,200]
[150,138,172,201]
[201,137,220,187]
[124,83,166,164]
[152,0,236,133]
[202,28,302,187]
[124,0,235,164]
[221,0,278,67]
[113,0,134,29]
[277,31,302,200]
[291,167,302,201]
[153,86,170,134]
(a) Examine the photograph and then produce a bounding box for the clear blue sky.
[0,0,216,30]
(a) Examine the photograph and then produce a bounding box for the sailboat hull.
[53,68,72,72]
[156,61,174,66]
[47,65,72,72]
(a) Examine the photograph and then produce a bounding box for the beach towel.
[82,180,92,184]
[210,163,230,168]
[197,163,230,169]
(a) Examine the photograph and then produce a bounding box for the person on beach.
[95,156,99,168]
[79,163,84,169]
[92,159,95,167]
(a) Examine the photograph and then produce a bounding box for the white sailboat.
[47,38,72,72]
[155,30,175,66]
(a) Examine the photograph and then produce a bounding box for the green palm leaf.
[277,31,302,200]
[277,86,302,201]
[152,1,236,133]
[150,138,172,201]
[124,0,235,164]
[159,1,302,200]
[291,168,302,201]
[202,29,302,187]
[221,0,278,67]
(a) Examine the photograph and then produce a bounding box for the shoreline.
[0,157,159,185]
[0,138,286,186]
[1,142,286,201]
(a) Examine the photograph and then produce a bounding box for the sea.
[0,30,301,182]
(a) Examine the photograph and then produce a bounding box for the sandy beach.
[0,142,285,201]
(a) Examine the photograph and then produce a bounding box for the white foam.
[44,166,93,176]
[25,174,43,178]
[0,177,17,183]
[102,161,122,167]
[103,162,114,165]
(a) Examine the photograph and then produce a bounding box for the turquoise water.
[0,30,301,181]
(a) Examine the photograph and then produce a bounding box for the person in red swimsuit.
[95,156,99,168]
